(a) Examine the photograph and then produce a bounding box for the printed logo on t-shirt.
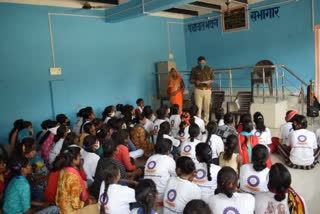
[223,207,240,214]
[297,135,308,145]
[146,161,157,173]
[182,145,192,156]
[193,169,207,183]
[245,175,260,192]
[165,189,177,207]
[171,120,175,128]
[254,131,262,137]
[99,193,109,211]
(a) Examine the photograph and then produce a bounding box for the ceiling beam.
[105,0,197,22]
[233,0,248,4]
[189,1,221,10]
[88,0,118,5]
[164,8,198,16]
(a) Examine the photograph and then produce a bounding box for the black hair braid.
[206,163,212,181]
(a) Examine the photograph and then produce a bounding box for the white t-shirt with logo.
[239,164,269,194]
[287,129,318,166]
[193,162,221,203]
[255,192,290,214]
[201,134,224,159]
[180,139,201,163]
[153,119,166,143]
[99,183,136,214]
[209,192,255,214]
[179,126,190,143]
[144,154,176,202]
[163,177,201,214]
[253,128,272,145]
[169,115,181,138]
[194,116,206,134]
[279,122,294,144]
[81,150,100,184]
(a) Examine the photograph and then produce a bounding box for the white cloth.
[99,183,136,214]
[253,128,272,145]
[194,162,221,203]
[287,129,318,166]
[129,149,144,159]
[144,154,176,202]
[218,119,225,127]
[209,192,255,214]
[239,164,269,194]
[163,177,201,214]
[49,126,59,135]
[201,134,224,159]
[255,192,290,214]
[180,139,201,163]
[169,115,181,138]
[164,134,180,147]
[279,122,294,144]
[81,150,100,184]
[48,138,64,164]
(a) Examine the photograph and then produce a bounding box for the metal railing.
[175,64,309,114]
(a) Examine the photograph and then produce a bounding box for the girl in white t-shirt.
[190,105,206,136]
[240,144,270,194]
[253,112,272,146]
[181,123,201,163]
[156,122,180,148]
[255,163,307,214]
[144,138,176,209]
[278,114,320,169]
[209,167,255,213]
[153,108,168,144]
[82,135,100,186]
[169,104,181,138]
[202,121,224,159]
[99,163,136,214]
[49,125,69,164]
[130,179,158,214]
[194,143,221,203]
[163,156,201,214]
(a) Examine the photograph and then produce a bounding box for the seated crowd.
[0,98,316,214]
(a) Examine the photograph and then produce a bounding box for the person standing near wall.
[190,56,214,125]
[167,68,185,112]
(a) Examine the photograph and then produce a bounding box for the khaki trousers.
[194,88,211,124]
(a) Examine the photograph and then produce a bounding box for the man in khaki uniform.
[190,56,214,124]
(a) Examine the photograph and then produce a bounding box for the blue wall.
[0,3,186,143]
[185,0,318,90]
